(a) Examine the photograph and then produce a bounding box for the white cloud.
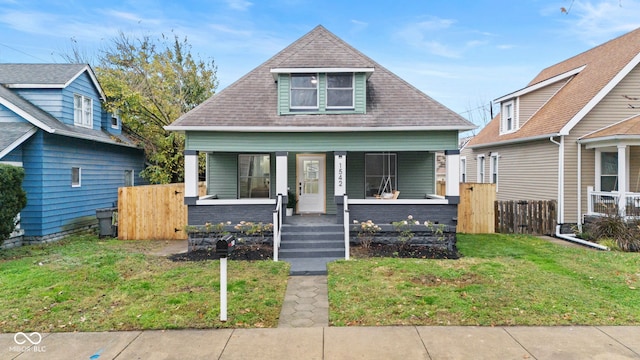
[563,0,640,44]
[225,0,253,11]
[396,17,462,58]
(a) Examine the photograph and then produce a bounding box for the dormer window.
[74,94,93,128]
[501,100,516,134]
[326,73,354,109]
[290,74,318,109]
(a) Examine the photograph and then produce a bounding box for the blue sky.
[1,0,639,129]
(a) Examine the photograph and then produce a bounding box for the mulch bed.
[169,243,459,261]
[351,243,460,259]
[168,245,274,261]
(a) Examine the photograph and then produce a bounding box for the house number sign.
[335,155,346,195]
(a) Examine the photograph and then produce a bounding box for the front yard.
[329,233,640,326]
[0,236,289,332]
[0,233,639,332]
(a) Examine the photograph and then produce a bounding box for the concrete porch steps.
[279,223,345,276]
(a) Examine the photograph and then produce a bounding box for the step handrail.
[343,194,350,260]
[272,194,283,261]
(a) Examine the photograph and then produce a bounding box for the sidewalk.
[2,326,640,359]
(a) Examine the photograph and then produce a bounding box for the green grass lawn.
[328,233,640,326]
[0,235,289,333]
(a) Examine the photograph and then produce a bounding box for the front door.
[296,154,326,213]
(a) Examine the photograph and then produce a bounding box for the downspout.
[549,136,564,226]
[577,142,582,233]
[550,137,608,250]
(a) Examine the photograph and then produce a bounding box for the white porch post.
[184,150,199,205]
[275,152,288,197]
[334,152,347,196]
[444,150,460,204]
[617,145,627,216]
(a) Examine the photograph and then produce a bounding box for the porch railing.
[272,194,283,261]
[587,186,640,217]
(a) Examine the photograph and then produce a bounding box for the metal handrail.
[272,194,283,261]
[343,194,350,260]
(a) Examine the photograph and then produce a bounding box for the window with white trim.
[326,73,354,109]
[238,154,270,198]
[460,156,467,183]
[72,167,81,187]
[600,152,618,192]
[290,74,318,109]
[490,153,499,189]
[477,155,485,183]
[501,100,516,134]
[74,94,93,128]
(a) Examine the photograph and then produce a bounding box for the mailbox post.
[216,235,234,322]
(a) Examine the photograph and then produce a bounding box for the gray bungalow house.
[166,26,474,261]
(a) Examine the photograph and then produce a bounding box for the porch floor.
[285,214,339,225]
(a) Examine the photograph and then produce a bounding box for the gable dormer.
[494,65,585,135]
[271,68,373,115]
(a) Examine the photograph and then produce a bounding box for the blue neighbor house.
[0,64,145,247]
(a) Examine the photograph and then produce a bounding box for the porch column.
[184,150,199,205]
[334,152,347,196]
[275,152,288,198]
[444,150,460,204]
[617,145,627,216]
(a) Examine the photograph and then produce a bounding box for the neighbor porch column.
[617,145,628,216]
[184,150,199,205]
[275,152,288,199]
[444,149,460,204]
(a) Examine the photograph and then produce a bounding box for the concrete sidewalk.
[2,326,640,359]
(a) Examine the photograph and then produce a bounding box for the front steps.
[279,223,345,275]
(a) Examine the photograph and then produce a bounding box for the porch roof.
[579,113,640,147]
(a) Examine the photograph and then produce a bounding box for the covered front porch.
[581,116,640,219]
[182,132,462,260]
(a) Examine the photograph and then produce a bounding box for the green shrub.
[0,164,27,243]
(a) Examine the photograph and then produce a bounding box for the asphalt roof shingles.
[169,25,474,130]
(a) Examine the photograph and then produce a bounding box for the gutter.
[555,225,609,250]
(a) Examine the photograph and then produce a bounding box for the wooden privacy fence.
[495,200,557,235]
[118,183,205,240]
[457,183,496,233]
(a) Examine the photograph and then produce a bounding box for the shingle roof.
[168,25,474,131]
[469,27,640,147]
[580,114,640,140]
[0,83,137,149]
[0,122,36,158]
[0,64,88,85]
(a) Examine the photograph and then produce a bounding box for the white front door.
[296,154,326,213]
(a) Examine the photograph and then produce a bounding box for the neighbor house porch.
[581,123,640,218]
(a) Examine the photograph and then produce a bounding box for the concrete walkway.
[3,326,640,359]
[278,275,329,327]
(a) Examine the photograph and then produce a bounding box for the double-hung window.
[326,73,354,109]
[238,154,271,198]
[490,153,499,190]
[477,155,485,183]
[74,94,93,128]
[460,157,467,183]
[290,74,318,109]
[600,152,618,192]
[501,100,515,133]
